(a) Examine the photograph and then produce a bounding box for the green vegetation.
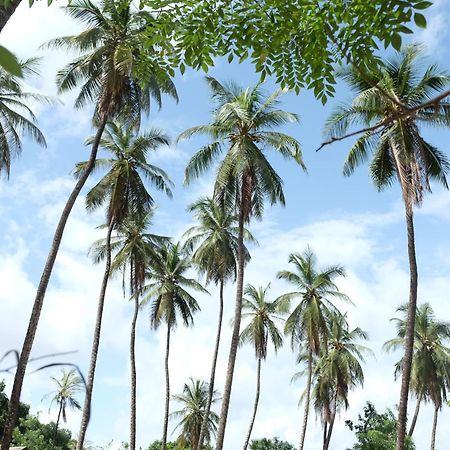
[346,403,415,450]
[0,381,74,450]
[1,2,450,450]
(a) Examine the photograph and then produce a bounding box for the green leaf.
[414,1,433,10]
[180,63,185,75]
[0,46,22,77]
[414,12,427,28]
[391,34,402,51]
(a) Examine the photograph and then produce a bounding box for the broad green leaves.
[0,46,22,77]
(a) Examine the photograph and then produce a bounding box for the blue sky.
[2,1,450,449]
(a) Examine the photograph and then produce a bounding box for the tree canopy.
[140,0,433,101]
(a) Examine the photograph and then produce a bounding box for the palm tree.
[384,303,450,449]
[171,378,220,450]
[43,368,83,450]
[183,196,256,450]
[0,1,177,446]
[324,45,450,450]
[75,120,172,449]
[313,314,369,450]
[276,247,349,450]
[180,77,305,450]
[143,242,208,450]
[239,284,283,450]
[0,58,47,178]
[90,209,167,450]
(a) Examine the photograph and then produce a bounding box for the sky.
[1,1,450,449]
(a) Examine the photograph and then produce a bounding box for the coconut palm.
[43,369,83,450]
[239,284,283,450]
[384,303,450,449]
[180,77,305,450]
[324,45,450,450]
[75,120,172,449]
[171,378,220,450]
[276,247,349,450]
[0,58,47,178]
[89,209,167,450]
[143,242,208,450]
[312,314,370,450]
[183,197,256,450]
[1,2,177,446]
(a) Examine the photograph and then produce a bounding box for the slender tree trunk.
[242,357,262,450]
[322,422,328,450]
[0,0,21,33]
[51,402,63,450]
[215,199,247,450]
[130,282,139,450]
[298,349,313,450]
[396,207,418,450]
[408,393,422,437]
[76,220,114,450]
[324,391,338,450]
[197,279,224,450]
[430,406,439,450]
[0,116,108,450]
[162,323,171,450]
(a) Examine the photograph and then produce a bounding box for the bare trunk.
[396,208,418,450]
[51,402,63,450]
[0,0,21,33]
[161,324,171,450]
[298,349,313,450]
[0,116,108,450]
[322,422,328,450]
[408,393,422,437]
[242,357,261,450]
[76,221,114,450]
[430,406,439,450]
[324,391,338,450]
[130,282,139,450]
[197,280,224,450]
[215,200,246,450]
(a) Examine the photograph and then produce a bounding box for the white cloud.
[2,171,450,450]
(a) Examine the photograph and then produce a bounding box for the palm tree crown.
[240,284,284,360]
[171,378,220,450]
[181,76,306,219]
[76,121,173,227]
[44,369,83,423]
[325,45,450,209]
[144,242,207,330]
[277,247,349,352]
[47,0,177,124]
[183,197,256,284]
[384,303,450,410]
[0,59,47,178]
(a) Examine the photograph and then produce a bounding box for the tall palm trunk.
[396,207,418,450]
[130,281,139,450]
[430,406,439,450]
[215,196,247,450]
[408,393,422,437]
[76,220,114,450]
[51,401,63,450]
[0,116,108,450]
[323,390,338,450]
[162,323,171,450]
[242,357,262,450]
[298,349,313,450]
[197,279,224,450]
[0,0,21,33]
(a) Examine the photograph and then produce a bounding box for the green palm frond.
[182,76,305,218]
[326,45,450,206]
